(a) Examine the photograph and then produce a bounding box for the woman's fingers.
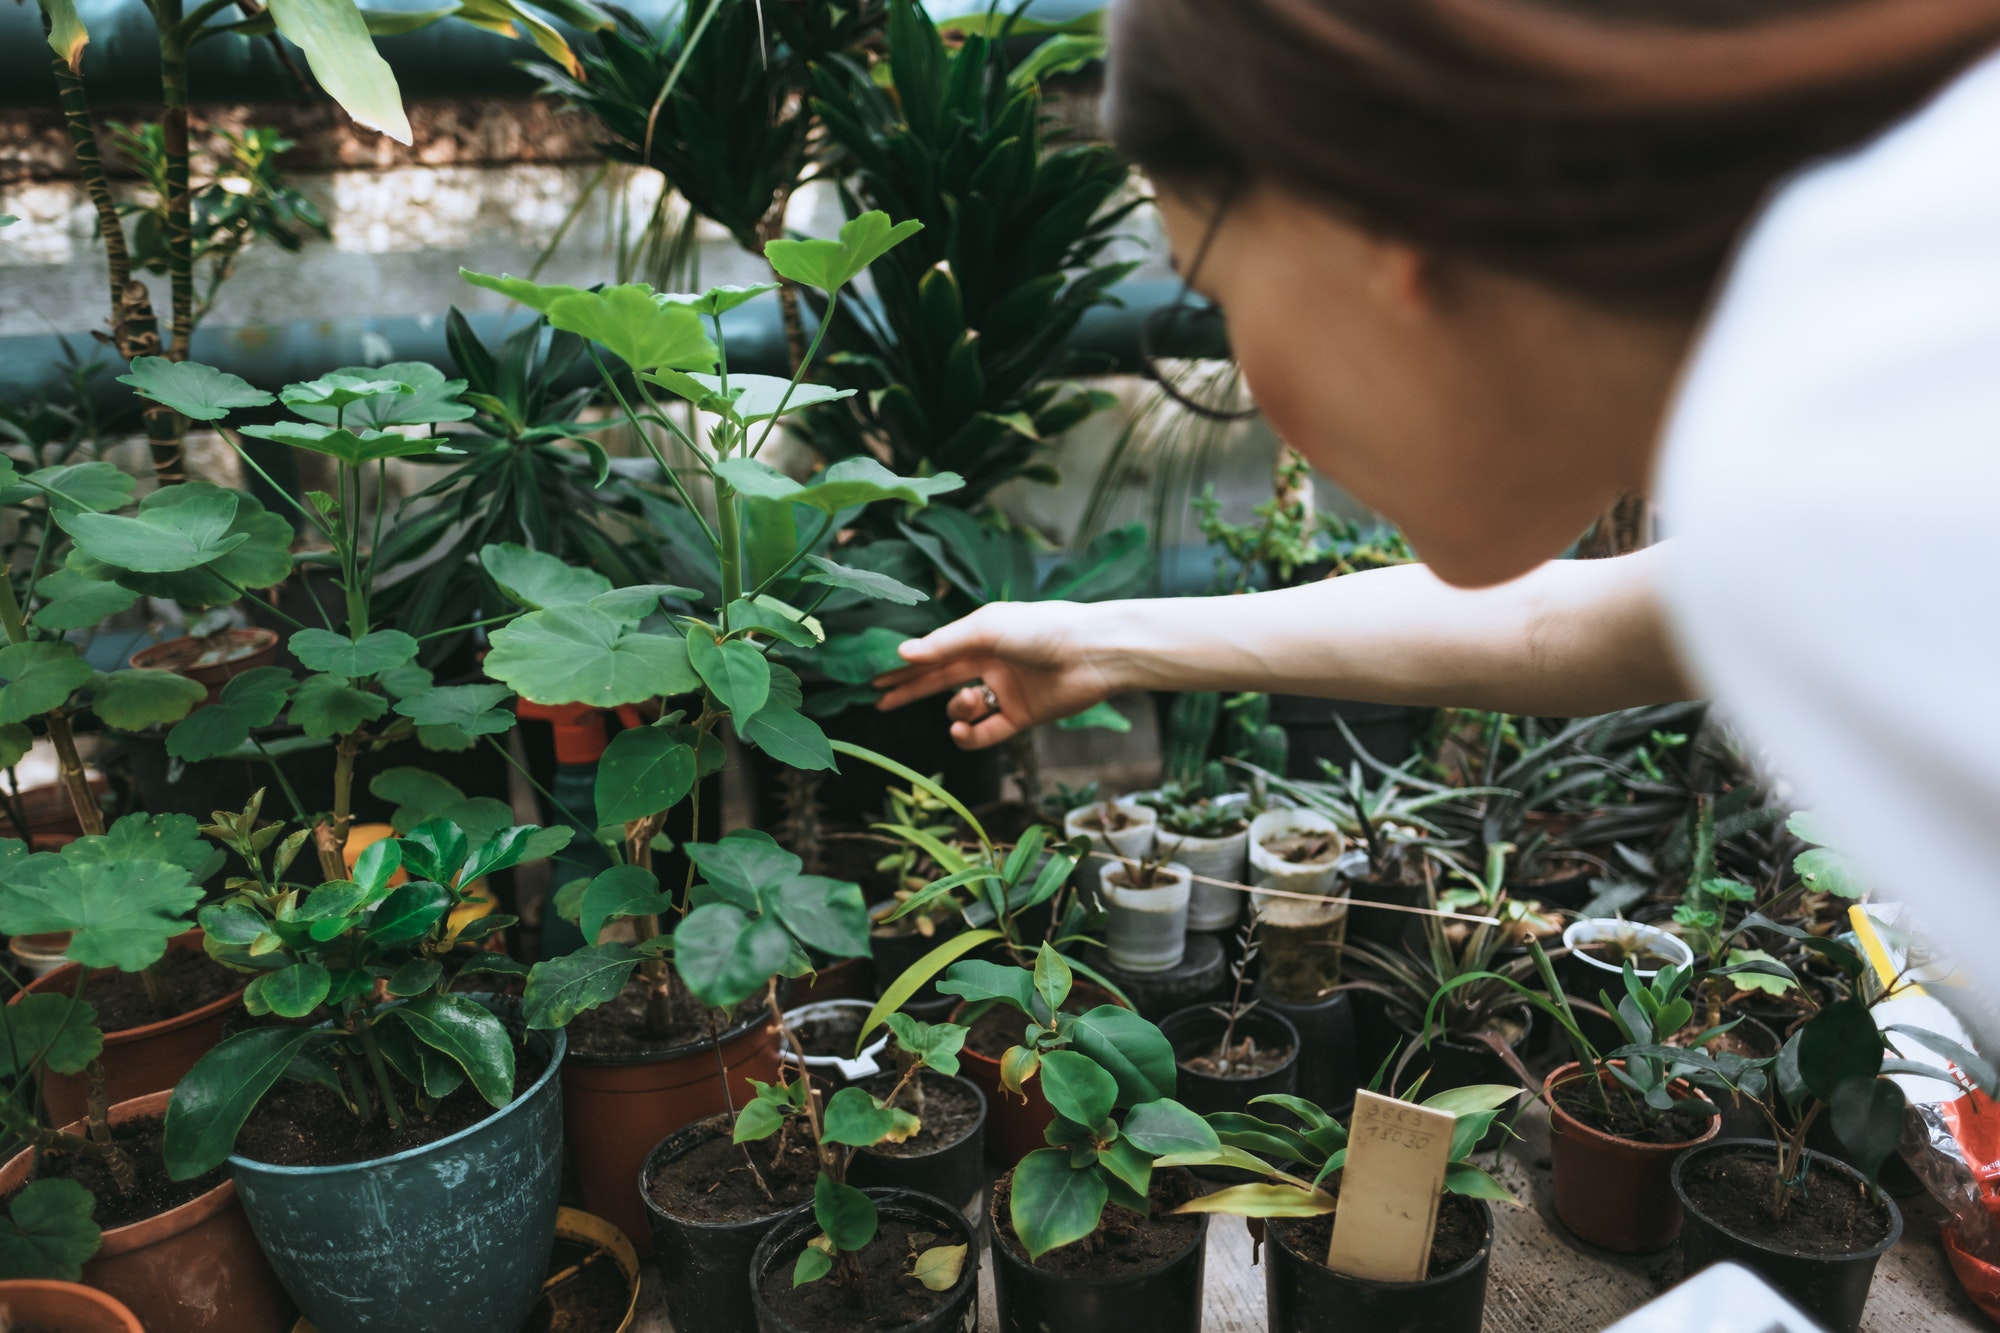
[949,709,1022,750]
[873,661,989,712]
[894,605,1010,666]
[945,685,992,724]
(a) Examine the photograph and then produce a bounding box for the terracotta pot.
[0,1091,291,1332]
[561,1009,783,1257]
[20,930,243,1126]
[0,774,109,840]
[0,1280,144,1332]
[1545,1061,1719,1253]
[130,627,281,707]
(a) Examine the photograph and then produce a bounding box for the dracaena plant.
[730,1012,969,1291]
[161,802,570,1180]
[1153,1083,1522,1224]
[449,211,955,1039]
[100,354,529,886]
[930,947,1218,1261]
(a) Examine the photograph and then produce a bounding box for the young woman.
[874,0,2000,1015]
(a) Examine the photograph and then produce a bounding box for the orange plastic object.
[343,823,410,888]
[515,700,609,764]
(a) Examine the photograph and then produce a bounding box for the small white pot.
[1156,794,1251,932]
[1064,798,1157,904]
[1561,918,1694,980]
[1248,809,1346,899]
[1099,860,1192,973]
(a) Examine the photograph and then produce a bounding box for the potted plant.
[942,947,1216,1333]
[1151,763,1253,933]
[1161,1082,1520,1333]
[162,807,570,1333]
[1427,940,1729,1252]
[845,1014,988,1209]
[633,836,966,1333]
[0,837,289,1333]
[1062,796,1158,886]
[1159,923,1300,1148]
[1097,847,1194,975]
[1659,928,1987,1333]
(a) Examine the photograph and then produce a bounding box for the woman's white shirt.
[1656,49,2000,1020]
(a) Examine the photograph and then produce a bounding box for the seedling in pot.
[936,946,1217,1260]
[1185,921,1275,1080]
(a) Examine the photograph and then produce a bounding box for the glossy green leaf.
[674,903,792,1008]
[1034,944,1072,1018]
[802,556,928,606]
[822,1086,920,1147]
[397,994,515,1106]
[765,211,924,293]
[117,356,273,421]
[937,959,1037,1014]
[813,1174,878,1252]
[265,0,412,141]
[31,567,139,632]
[578,865,669,943]
[386,958,443,997]
[60,488,246,574]
[165,1026,319,1178]
[1829,1077,1905,1187]
[741,702,836,772]
[1068,1006,1176,1108]
[0,641,92,724]
[1009,1147,1107,1259]
[289,629,419,678]
[479,542,612,610]
[594,728,696,824]
[398,819,469,885]
[0,993,102,1077]
[543,285,717,372]
[1421,1084,1524,1116]
[261,962,331,1018]
[1444,1163,1516,1202]
[0,1179,99,1280]
[522,941,645,1029]
[688,630,770,719]
[1038,1049,1116,1128]
[485,606,698,707]
[367,880,454,944]
[1122,1098,1219,1156]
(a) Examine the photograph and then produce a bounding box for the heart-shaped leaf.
[485,606,698,707]
[165,666,293,761]
[288,362,472,427]
[769,874,870,958]
[543,285,717,372]
[479,542,612,610]
[289,673,387,739]
[89,669,207,730]
[118,356,274,421]
[813,1174,879,1252]
[686,832,801,907]
[1038,1049,1116,1128]
[0,993,103,1078]
[0,1178,100,1280]
[673,903,792,1008]
[288,629,419,678]
[32,568,139,631]
[1008,1147,1107,1260]
[822,1086,920,1147]
[0,859,199,972]
[688,630,770,719]
[766,211,924,293]
[595,728,697,825]
[0,641,92,724]
[60,488,247,573]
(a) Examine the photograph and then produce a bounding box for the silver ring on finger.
[978,685,1001,718]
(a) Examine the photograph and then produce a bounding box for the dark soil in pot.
[752,1189,978,1332]
[992,1167,1203,1277]
[849,1071,986,1208]
[1384,1008,1528,1150]
[1265,1191,1492,1333]
[790,1006,869,1065]
[2,1114,223,1230]
[646,1117,819,1223]
[1162,1007,1299,1113]
[1674,1140,1901,1333]
[235,1036,551,1167]
[524,1235,632,1333]
[1273,1191,1488,1280]
[77,950,241,1032]
[1552,1077,1713,1145]
[565,972,767,1059]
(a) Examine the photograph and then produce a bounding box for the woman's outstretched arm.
[872,543,1695,749]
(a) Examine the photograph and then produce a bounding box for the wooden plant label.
[1323,1089,1456,1282]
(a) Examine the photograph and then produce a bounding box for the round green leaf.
[31,567,139,631]
[577,865,670,944]
[688,630,769,719]
[89,669,207,731]
[394,994,515,1107]
[0,859,199,972]
[0,1178,100,1280]
[1067,1006,1177,1108]
[261,961,331,1018]
[769,875,871,959]
[290,673,387,739]
[118,356,275,421]
[594,728,696,825]
[60,488,248,573]
[0,992,103,1077]
[1121,1098,1220,1156]
[288,362,472,427]
[367,880,454,944]
[1798,999,1884,1101]
[280,373,415,411]
[479,542,612,610]
[0,641,92,723]
[486,606,698,707]
[673,903,792,1009]
[543,284,717,372]
[288,629,419,677]
[821,1086,920,1148]
[6,461,134,514]
[68,484,293,606]
[812,1173,878,1253]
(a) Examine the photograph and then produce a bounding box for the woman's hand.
[872,601,1126,749]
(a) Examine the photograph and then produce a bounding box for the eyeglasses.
[1139,194,1260,423]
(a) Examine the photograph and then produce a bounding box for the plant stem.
[155,6,193,483]
[315,731,362,882]
[354,1015,404,1133]
[705,1005,773,1202]
[0,569,103,839]
[766,979,835,1179]
[340,1050,374,1121]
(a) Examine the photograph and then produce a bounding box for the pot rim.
[1161,1005,1302,1083]
[1669,1137,1905,1263]
[565,987,779,1068]
[0,1090,239,1258]
[1561,918,1695,976]
[751,1187,978,1332]
[1248,809,1345,869]
[228,1024,565,1177]
[1542,1061,1721,1153]
[987,1168,1210,1284]
[553,1206,641,1333]
[20,930,245,1048]
[0,1278,145,1330]
[1252,980,1351,1014]
[637,1114,809,1232]
[853,1071,989,1159]
[128,626,281,673]
[1268,1193,1494,1290]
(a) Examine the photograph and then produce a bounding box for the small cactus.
[1166,691,1221,787]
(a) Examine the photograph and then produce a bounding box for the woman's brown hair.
[1107,0,2000,311]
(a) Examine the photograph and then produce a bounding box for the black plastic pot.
[1342,875,1422,949]
[1385,1008,1529,1150]
[1270,696,1429,781]
[988,1175,1208,1333]
[848,1071,988,1208]
[1161,1006,1300,1118]
[1079,935,1227,1022]
[642,1120,805,1333]
[750,1188,978,1333]
[1672,1139,1902,1333]
[1254,983,1357,1117]
[1265,1197,1493,1333]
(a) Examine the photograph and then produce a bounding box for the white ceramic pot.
[1562,918,1695,981]
[1248,809,1346,898]
[1064,798,1157,904]
[1099,860,1192,973]
[1156,794,1251,932]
